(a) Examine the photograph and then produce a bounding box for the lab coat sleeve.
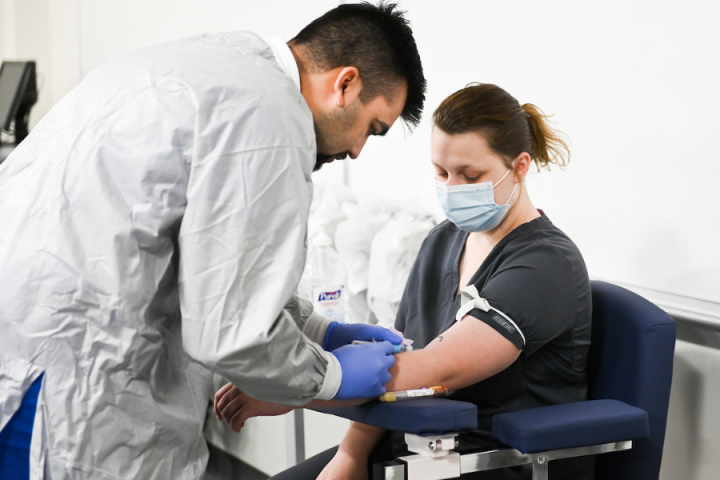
[179,145,340,405]
[285,293,334,346]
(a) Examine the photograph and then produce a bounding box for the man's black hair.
[291,1,426,128]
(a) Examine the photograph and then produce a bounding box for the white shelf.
[593,277,720,328]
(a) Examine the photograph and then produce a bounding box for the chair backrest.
[587,281,676,480]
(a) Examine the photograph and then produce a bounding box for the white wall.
[0,1,6,57]
[349,0,720,308]
[1,0,50,125]
[9,1,718,307]
[74,0,336,76]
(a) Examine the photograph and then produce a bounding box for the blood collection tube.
[379,386,449,402]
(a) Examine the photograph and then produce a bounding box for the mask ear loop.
[491,169,512,188]
[492,168,517,206]
[503,182,518,206]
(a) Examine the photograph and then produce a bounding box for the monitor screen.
[0,61,37,142]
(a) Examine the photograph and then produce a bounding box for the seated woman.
[215,83,593,480]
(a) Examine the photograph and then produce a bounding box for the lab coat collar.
[263,36,301,92]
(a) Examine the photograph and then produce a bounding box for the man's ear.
[514,152,533,180]
[332,67,362,107]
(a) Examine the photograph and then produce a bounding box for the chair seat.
[492,399,649,454]
[316,398,478,436]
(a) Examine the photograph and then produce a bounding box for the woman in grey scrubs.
[216,83,593,480]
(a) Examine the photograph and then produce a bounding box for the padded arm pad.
[316,398,478,436]
[492,399,649,454]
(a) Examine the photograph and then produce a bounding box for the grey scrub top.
[395,213,593,431]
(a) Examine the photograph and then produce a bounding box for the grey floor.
[202,443,269,480]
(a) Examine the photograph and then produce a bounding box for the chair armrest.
[492,399,649,454]
[315,398,478,436]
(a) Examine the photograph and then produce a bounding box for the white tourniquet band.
[456,285,527,347]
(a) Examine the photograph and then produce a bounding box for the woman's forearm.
[309,319,520,407]
[384,317,521,392]
[383,348,454,392]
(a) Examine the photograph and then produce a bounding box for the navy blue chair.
[587,280,677,478]
[320,281,676,480]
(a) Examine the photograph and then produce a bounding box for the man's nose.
[348,136,369,159]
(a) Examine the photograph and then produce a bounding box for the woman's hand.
[317,448,369,480]
[214,383,294,432]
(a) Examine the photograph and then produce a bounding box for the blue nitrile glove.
[322,321,403,351]
[332,341,396,400]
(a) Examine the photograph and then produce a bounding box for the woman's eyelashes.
[435,169,485,183]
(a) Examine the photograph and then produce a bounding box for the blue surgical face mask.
[435,169,517,232]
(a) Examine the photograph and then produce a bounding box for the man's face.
[313,81,408,171]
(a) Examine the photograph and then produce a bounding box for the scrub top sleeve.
[179,145,330,405]
[466,243,579,357]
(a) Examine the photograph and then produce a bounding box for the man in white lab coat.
[0,2,426,479]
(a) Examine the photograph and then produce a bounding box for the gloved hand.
[332,341,396,400]
[323,321,403,351]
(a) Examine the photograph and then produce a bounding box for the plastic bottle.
[300,227,350,323]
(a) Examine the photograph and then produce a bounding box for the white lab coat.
[0,32,340,479]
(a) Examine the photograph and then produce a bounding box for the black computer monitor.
[0,61,38,145]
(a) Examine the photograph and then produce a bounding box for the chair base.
[373,440,632,480]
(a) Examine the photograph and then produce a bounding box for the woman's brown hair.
[432,83,569,171]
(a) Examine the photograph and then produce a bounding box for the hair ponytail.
[433,83,570,172]
[521,103,569,170]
